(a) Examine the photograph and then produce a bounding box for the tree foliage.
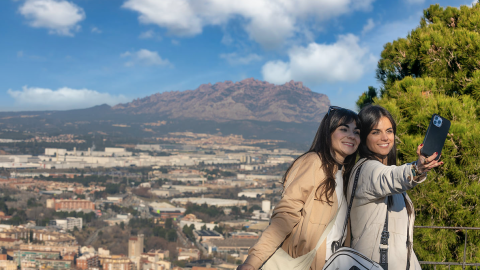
[361,3,480,267]
[356,86,378,110]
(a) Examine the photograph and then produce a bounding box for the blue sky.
[0,0,475,111]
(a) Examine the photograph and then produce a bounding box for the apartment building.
[46,199,95,211]
[102,257,134,270]
[0,260,16,270]
[20,243,80,256]
[128,234,144,258]
[50,217,83,231]
[77,253,99,269]
[1,228,76,245]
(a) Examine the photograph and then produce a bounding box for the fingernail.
[434,152,438,155]
[420,144,423,146]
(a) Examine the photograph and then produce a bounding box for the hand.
[237,263,255,270]
[416,144,444,174]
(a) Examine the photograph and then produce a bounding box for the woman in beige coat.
[237,107,361,270]
[348,105,443,270]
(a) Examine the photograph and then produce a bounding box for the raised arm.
[240,154,321,270]
[354,161,422,203]
[354,145,443,204]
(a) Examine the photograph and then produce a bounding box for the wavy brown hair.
[282,108,360,205]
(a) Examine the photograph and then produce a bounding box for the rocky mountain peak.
[112,79,329,122]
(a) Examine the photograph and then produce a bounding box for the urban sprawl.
[0,133,301,270]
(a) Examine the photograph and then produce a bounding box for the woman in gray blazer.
[347,105,443,270]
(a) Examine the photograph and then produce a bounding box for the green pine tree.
[356,86,378,110]
[358,3,480,268]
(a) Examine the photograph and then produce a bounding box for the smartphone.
[421,114,451,160]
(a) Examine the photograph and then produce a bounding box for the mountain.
[0,79,330,145]
[112,78,330,123]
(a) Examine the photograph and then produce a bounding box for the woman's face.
[366,116,395,156]
[331,121,360,163]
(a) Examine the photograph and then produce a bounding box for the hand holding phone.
[420,114,451,160]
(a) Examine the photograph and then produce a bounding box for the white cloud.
[262,34,375,85]
[122,0,375,49]
[220,53,262,65]
[91,27,102,34]
[139,30,154,38]
[19,0,85,36]
[361,18,375,35]
[171,39,180,45]
[7,86,129,110]
[121,49,172,67]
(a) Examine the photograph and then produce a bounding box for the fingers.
[419,156,444,174]
[416,144,444,174]
[416,144,423,156]
[424,152,438,164]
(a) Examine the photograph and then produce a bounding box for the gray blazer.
[347,158,426,270]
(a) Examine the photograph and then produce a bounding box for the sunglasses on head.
[327,106,345,116]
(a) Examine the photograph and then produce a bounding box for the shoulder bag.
[322,161,390,270]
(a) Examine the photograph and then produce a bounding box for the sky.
[0,0,476,112]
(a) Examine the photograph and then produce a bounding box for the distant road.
[84,227,106,246]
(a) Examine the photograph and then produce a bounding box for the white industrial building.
[171,197,248,207]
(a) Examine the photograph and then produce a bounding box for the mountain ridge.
[112,78,330,123]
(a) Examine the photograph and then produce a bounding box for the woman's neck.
[374,155,388,165]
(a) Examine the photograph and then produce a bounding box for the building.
[103,257,134,270]
[128,234,144,258]
[1,227,76,245]
[77,253,99,269]
[177,248,200,261]
[36,258,73,269]
[50,217,83,231]
[0,237,22,249]
[191,267,217,270]
[149,202,185,219]
[47,199,95,211]
[0,260,16,270]
[104,214,131,226]
[171,198,247,207]
[205,239,257,254]
[106,194,128,203]
[19,243,79,256]
[193,230,224,242]
[150,188,181,197]
[13,249,61,267]
[262,200,271,212]
[230,231,259,239]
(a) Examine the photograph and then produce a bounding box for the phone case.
[420,114,451,160]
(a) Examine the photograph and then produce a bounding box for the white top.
[325,169,347,259]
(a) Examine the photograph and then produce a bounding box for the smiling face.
[330,120,360,163]
[366,116,395,157]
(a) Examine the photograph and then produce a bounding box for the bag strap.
[380,199,390,270]
[331,160,366,253]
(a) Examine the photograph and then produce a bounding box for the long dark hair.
[358,105,397,165]
[282,108,360,205]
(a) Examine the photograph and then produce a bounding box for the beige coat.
[347,158,426,270]
[244,153,347,270]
